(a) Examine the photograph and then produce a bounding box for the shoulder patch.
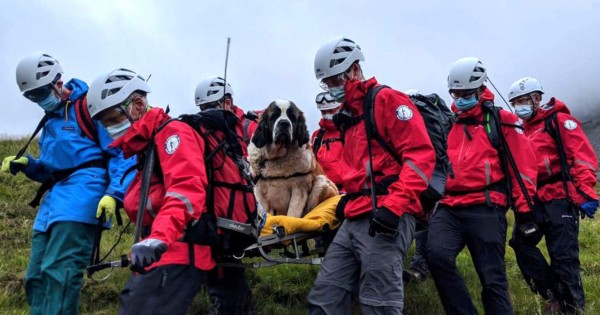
[395,105,413,121]
[514,119,524,134]
[165,134,181,154]
[564,120,577,131]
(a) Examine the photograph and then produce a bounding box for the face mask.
[322,113,335,120]
[106,120,131,139]
[329,85,345,102]
[37,93,62,112]
[514,105,533,119]
[455,95,478,111]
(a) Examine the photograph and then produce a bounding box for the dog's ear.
[251,106,272,148]
[295,109,310,147]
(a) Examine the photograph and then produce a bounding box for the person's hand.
[368,207,400,237]
[1,156,29,175]
[579,200,599,219]
[515,211,543,246]
[96,196,117,222]
[130,238,167,269]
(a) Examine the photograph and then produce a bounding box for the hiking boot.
[403,269,426,283]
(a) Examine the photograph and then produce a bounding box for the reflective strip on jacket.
[523,97,598,204]
[23,78,135,232]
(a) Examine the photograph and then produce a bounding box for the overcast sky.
[1,0,599,137]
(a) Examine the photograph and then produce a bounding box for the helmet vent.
[36,71,50,79]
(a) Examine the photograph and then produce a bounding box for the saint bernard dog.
[248,99,339,218]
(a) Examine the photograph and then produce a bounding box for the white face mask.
[106,120,131,139]
[322,113,335,120]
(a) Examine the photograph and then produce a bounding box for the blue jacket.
[23,78,136,232]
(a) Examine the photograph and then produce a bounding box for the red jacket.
[441,87,537,213]
[311,118,344,187]
[523,98,598,204]
[233,106,258,153]
[340,78,436,219]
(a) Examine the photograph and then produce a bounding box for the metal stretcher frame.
[86,217,327,280]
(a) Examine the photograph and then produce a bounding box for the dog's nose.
[278,120,291,129]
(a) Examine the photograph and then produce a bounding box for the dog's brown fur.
[248,100,339,217]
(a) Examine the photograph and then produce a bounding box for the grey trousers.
[307,214,415,315]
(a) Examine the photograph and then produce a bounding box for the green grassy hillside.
[0,138,599,314]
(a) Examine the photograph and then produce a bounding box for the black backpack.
[362,86,454,210]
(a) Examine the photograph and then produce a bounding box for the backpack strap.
[363,85,403,166]
[312,128,326,155]
[74,97,99,144]
[482,102,534,210]
[14,113,49,162]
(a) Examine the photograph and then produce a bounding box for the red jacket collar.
[111,107,171,158]
[343,77,378,115]
[318,118,337,130]
[526,97,570,126]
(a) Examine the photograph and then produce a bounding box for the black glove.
[515,211,543,246]
[130,238,167,270]
[369,207,400,237]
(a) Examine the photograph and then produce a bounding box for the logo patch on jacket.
[396,105,413,121]
[564,120,577,131]
[165,135,181,154]
[514,119,524,135]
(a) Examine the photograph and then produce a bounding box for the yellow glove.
[96,196,117,222]
[1,156,29,174]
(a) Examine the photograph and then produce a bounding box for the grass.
[0,137,599,314]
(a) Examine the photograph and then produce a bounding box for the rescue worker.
[195,75,258,148]
[307,36,436,314]
[507,76,599,313]
[426,57,539,314]
[311,92,344,189]
[194,75,255,314]
[1,52,132,315]
[87,68,257,314]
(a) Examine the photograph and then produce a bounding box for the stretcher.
[86,196,341,280]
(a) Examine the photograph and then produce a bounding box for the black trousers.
[206,258,254,315]
[509,199,584,313]
[119,264,205,315]
[426,204,512,315]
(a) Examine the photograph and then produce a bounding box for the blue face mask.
[514,105,533,119]
[455,95,478,111]
[37,93,62,112]
[329,85,345,102]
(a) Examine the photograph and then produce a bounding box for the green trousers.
[25,221,98,315]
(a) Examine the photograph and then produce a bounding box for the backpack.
[454,102,534,210]
[74,96,100,144]
[157,110,257,257]
[312,128,342,156]
[362,86,454,210]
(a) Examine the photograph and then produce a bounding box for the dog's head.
[252,99,309,149]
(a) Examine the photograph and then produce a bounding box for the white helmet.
[315,92,341,110]
[87,68,152,118]
[508,77,544,101]
[447,57,487,90]
[314,36,365,80]
[16,52,64,93]
[404,89,421,96]
[195,76,234,106]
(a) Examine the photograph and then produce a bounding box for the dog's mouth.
[274,132,292,145]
